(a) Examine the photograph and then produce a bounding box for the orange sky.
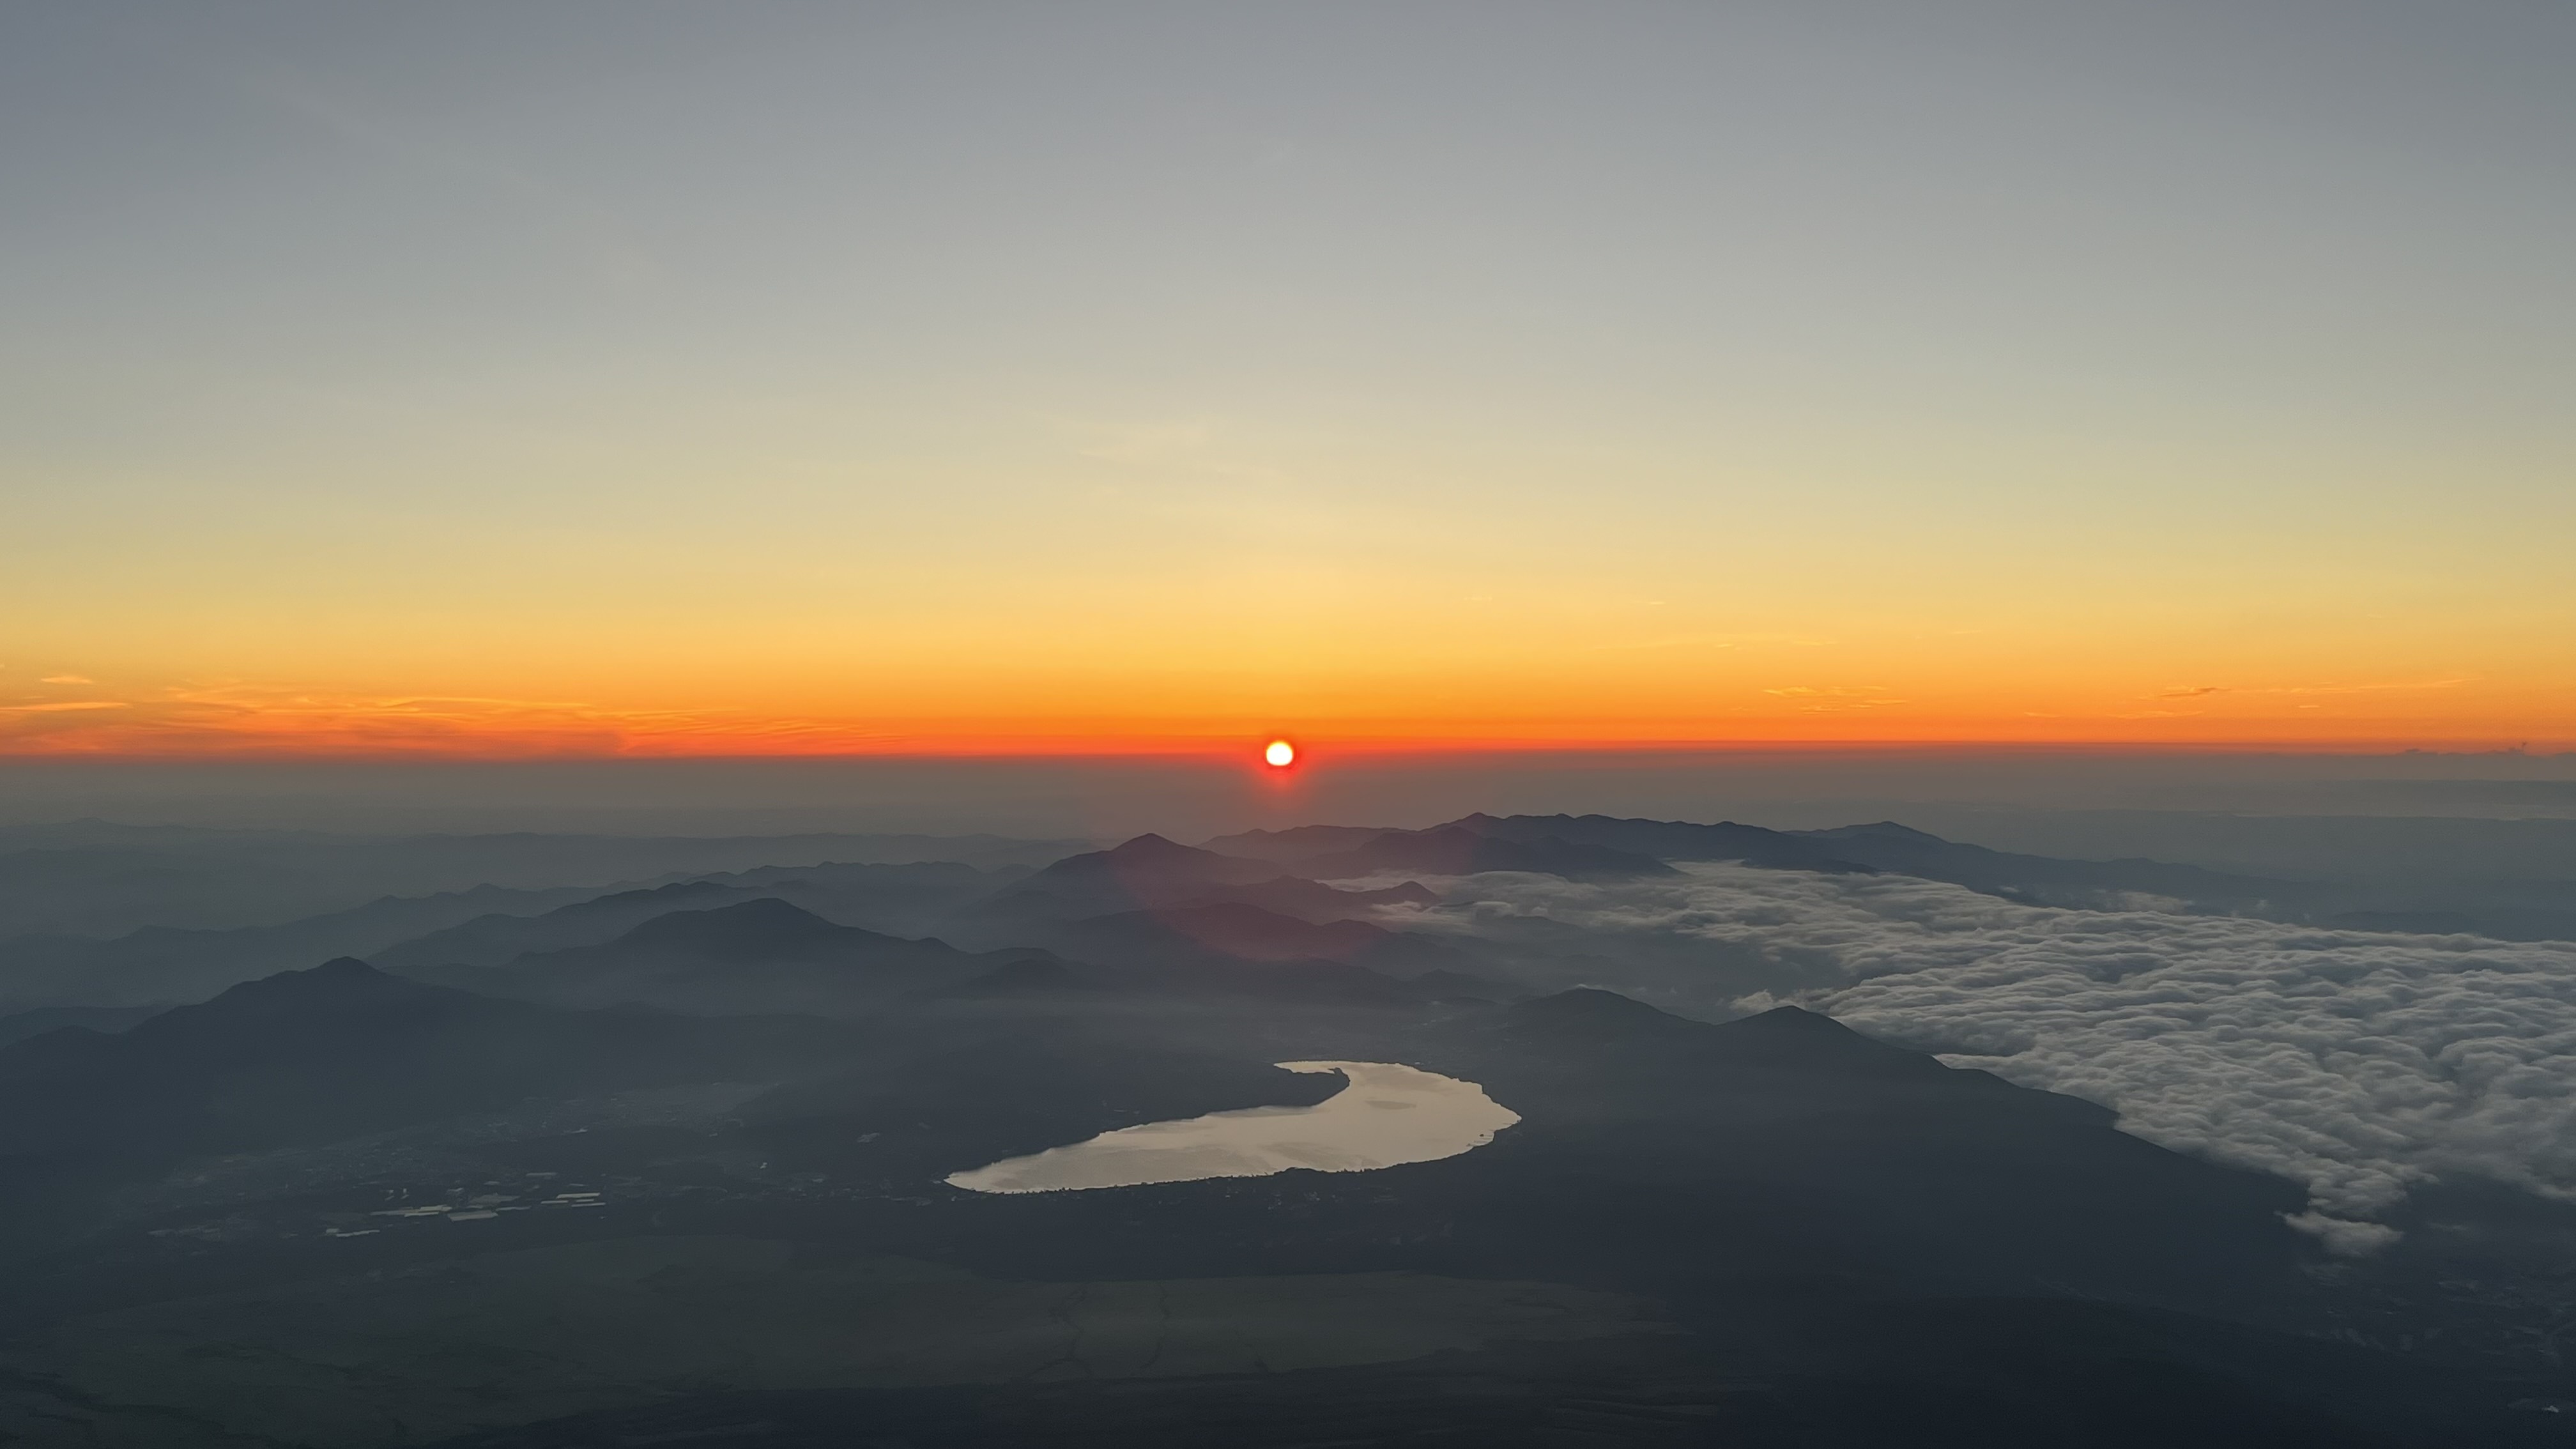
[7,480,2568,755]
[1,670,2564,760]
[5,7,2570,760]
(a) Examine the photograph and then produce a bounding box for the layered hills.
[0,812,2567,1445]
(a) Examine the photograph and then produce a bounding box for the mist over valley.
[3,796,2575,1444]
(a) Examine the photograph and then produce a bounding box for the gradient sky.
[4,1,2571,756]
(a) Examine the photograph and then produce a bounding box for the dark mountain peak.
[208,956,422,1008]
[1721,1003,1863,1036]
[585,880,740,911]
[1031,834,1247,880]
[100,958,450,1050]
[1507,986,1690,1034]
[1804,821,1949,846]
[1708,1004,1975,1081]
[1446,811,1567,835]
[614,898,859,957]
[1445,813,1858,871]
[1001,836,1284,914]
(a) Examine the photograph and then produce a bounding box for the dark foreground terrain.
[1,815,2572,1446]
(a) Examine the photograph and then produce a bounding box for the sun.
[1263,739,1296,769]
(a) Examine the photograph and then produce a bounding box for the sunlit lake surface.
[945,1061,1519,1194]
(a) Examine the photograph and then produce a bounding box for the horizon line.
[1,739,2569,766]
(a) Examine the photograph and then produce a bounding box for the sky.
[4,1,2571,757]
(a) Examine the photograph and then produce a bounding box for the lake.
[945,1061,1519,1194]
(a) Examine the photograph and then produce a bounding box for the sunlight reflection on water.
[944,1062,1519,1194]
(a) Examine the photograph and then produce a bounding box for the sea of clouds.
[1406,862,2576,1254]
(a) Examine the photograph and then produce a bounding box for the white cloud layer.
[1414,863,2576,1241]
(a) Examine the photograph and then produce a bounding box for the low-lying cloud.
[1408,863,2576,1246]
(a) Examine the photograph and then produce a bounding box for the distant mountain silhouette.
[0,958,852,1170]
[1054,900,1469,980]
[0,860,1035,1019]
[616,896,855,956]
[0,822,1074,940]
[0,879,618,1015]
[0,819,2545,1447]
[1491,990,2071,1103]
[1786,820,2302,910]
[692,859,1022,939]
[374,862,1017,975]
[1220,813,2320,918]
[1207,813,2576,942]
[1448,813,1873,873]
[1273,825,1673,882]
[405,899,1045,1017]
[1496,984,1701,1039]
[953,835,1448,959]
[986,834,1291,916]
[373,879,754,972]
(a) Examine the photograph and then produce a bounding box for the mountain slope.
[1421,988,2308,1315]
[1051,900,1470,985]
[371,880,755,972]
[410,899,1042,1016]
[1443,812,1871,872]
[0,958,852,1168]
[949,835,1443,952]
[0,880,618,1013]
[1789,820,2308,910]
[1273,825,1673,882]
[1223,812,2319,917]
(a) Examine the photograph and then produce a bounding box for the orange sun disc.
[1264,739,1296,768]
